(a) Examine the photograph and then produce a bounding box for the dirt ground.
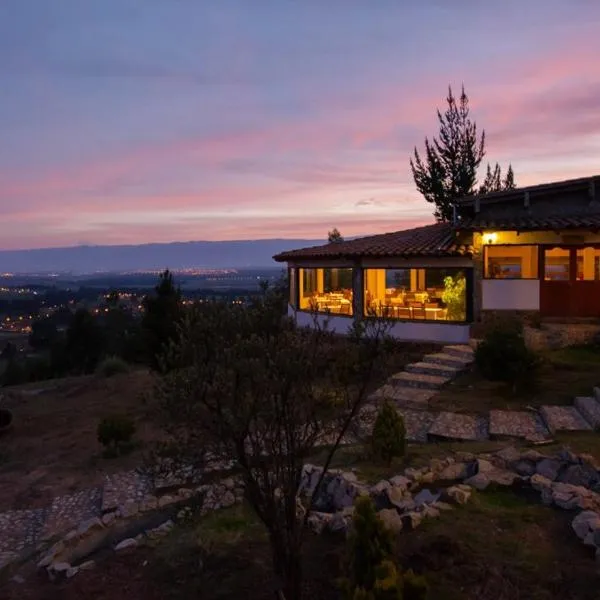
[0,371,159,511]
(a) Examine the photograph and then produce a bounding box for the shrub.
[97,415,136,457]
[372,402,406,465]
[475,320,539,391]
[402,569,429,600]
[96,356,130,377]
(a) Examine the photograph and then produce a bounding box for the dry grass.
[0,370,159,510]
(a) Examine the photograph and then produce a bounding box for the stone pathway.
[367,343,600,444]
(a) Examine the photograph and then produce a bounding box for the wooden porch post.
[352,263,364,321]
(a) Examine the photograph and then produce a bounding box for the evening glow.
[1,1,599,249]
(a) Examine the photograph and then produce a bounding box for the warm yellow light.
[483,232,498,245]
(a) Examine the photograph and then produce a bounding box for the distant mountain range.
[0,239,325,274]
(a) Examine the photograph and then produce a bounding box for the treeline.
[0,270,219,386]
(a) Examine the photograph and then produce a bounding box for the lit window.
[485,245,538,279]
[576,247,600,281]
[544,248,570,281]
[298,268,353,315]
[364,268,466,321]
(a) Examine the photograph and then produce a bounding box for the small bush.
[402,569,429,600]
[97,414,136,457]
[96,356,130,377]
[475,320,538,391]
[372,402,406,465]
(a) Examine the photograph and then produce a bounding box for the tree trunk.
[271,535,303,600]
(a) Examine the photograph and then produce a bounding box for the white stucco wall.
[290,307,470,344]
[481,279,540,311]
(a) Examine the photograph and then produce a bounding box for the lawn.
[5,488,598,600]
[432,344,600,414]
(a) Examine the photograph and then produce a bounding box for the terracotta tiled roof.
[273,223,471,262]
[456,213,600,231]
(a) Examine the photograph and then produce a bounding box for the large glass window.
[576,247,600,281]
[298,268,353,315]
[364,268,467,322]
[544,247,570,281]
[484,245,538,279]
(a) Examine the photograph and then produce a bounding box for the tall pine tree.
[411,85,516,220]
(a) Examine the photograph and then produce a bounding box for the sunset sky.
[1,1,599,250]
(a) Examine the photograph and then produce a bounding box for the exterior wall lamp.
[483,232,498,245]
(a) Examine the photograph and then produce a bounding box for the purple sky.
[1,1,599,250]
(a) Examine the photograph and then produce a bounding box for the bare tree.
[153,292,391,599]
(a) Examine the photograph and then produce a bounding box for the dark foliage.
[371,402,406,465]
[97,414,136,457]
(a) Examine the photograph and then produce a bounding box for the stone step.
[442,345,475,360]
[421,352,473,369]
[41,487,103,540]
[405,361,461,378]
[574,397,600,429]
[0,508,48,559]
[397,409,436,443]
[539,405,593,435]
[427,411,489,442]
[489,409,550,442]
[102,471,153,512]
[389,371,452,391]
[369,384,435,409]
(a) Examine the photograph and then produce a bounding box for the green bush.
[402,569,429,600]
[475,321,538,391]
[97,414,136,457]
[96,356,130,377]
[372,402,406,465]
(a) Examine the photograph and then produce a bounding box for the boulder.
[512,460,536,477]
[496,446,520,466]
[558,449,580,464]
[438,463,468,482]
[560,464,600,489]
[572,511,600,541]
[140,496,158,512]
[77,517,104,537]
[377,509,404,533]
[115,538,138,551]
[329,510,353,533]
[66,567,79,578]
[403,467,425,482]
[421,505,440,519]
[464,473,490,491]
[540,487,554,506]
[158,495,178,508]
[428,458,446,473]
[388,475,410,491]
[530,474,552,492]
[476,459,495,474]
[519,449,546,463]
[432,501,454,512]
[401,511,423,530]
[118,501,139,518]
[443,485,471,505]
[536,459,562,482]
[413,489,440,507]
[79,560,96,571]
[307,512,332,534]
[420,471,435,484]
[370,480,391,496]
[386,487,414,512]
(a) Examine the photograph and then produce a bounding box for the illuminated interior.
[298,268,353,315]
[363,268,466,321]
[485,245,538,279]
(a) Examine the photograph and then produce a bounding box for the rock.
[388,475,410,491]
[102,512,117,526]
[386,487,414,512]
[50,561,71,574]
[432,501,454,512]
[560,464,600,489]
[64,530,79,544]
[329,511,351,533]
[115,538,138,551]
[140,495,158,512]
[420,471,435,484]
[371,480,391,496]
[476,459,495,474]
[428,458,446,473]
[530,474,552,492]
[520,449,545,462]
[584,531,597,547]
[77,517,104,537]
[66,567,79,578]
[38,554,56,569]
[453,451,475,462]
[221,478,236,490]
[401,511,423,530]
[496,446,520,465]
[553,490,580,510]
[158,495,178,508]
[119,501,139,518]
[536,459,562,481]
[403,468,424,482]
[558,449,580,464]
[377,508,404,533]
[413,489,440,507]
[580,454,600,471]
[487,469,517,487]
[512,460,536,476]
[439,463,468,481]
[443,486,471,505]
[79,560,96,571]
[540,487,554,506]
[178,488,193,499]
[572,511,600,540]
[464,473,490,491]
[220,491,236,508]
[307,512,332,534]
[421,505,440,519]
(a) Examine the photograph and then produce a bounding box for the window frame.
[483,244,540,280]
[296,266,354,318]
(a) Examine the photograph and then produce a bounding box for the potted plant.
[442,273,466,321]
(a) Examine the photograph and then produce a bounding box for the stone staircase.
[366,344,600,444]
